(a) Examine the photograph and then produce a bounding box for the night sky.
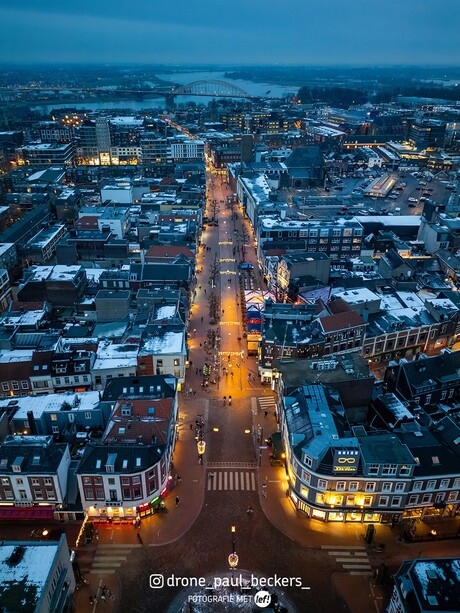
[1,0,459,65]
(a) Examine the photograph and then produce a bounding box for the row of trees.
[297,84,460,107]
[297,86,367,107]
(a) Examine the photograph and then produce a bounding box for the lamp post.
[228,525,238,570]
[195,415,218,464]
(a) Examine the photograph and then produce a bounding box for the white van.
[395,207,401,213]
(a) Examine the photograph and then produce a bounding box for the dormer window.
[106,453,117,473]
[12,457,24,473]
[121,404,132,417]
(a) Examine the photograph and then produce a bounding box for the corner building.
[279,385,460,523]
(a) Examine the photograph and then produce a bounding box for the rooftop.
[0,540,62,612]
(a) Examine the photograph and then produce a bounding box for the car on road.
[238,262,254,270]
[395,207,401,213]
[408,197,418,203]
[389,194,398,199]
[408,202,417,207]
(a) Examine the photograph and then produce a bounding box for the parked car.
[408,197,418,203]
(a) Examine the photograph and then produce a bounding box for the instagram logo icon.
[149,574,164,589]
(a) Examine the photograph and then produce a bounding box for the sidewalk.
[73,401,208,613]
[255,408,460,612]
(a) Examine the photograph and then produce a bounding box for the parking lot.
[283,171,458,221]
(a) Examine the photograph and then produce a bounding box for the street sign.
[259,446,269,450]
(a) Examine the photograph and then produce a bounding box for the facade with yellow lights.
[76,377,178,520]
[280,385,460,524]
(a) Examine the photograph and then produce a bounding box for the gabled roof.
[318,298,365,333]
[103,398,174,445]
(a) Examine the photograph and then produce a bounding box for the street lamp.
[195,415,218,464]
[228,525,238,569]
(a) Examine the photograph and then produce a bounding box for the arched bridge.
[171,80,252,99]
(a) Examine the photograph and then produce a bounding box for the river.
[31,70,299,115]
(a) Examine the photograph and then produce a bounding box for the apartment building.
[257,218,363,262]
[0,435,70,512]
[279,385,460,524]
[77,375,178,520]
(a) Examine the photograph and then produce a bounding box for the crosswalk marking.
[323,545,372,575]
[207,470,257,491]
[258,397,276,407]
[89,544,142,574]
[207,462,257,469]
[321,545,366,550]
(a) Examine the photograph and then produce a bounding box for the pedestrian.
[132,518,136,527]
[247,506,254,516]
[176,474,181,483]
[204,289,207,294]
[175,496,180,507]
[196,368,199,375]
[199,368,202,375]
[247,373,251,382]
[228,395,232,406]
[201,316,203,322]
[193,390,197,397]
[137,533,143,544]
[190,423,193,430]
[264,410,268,418]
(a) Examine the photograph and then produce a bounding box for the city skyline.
[1,0,460,65]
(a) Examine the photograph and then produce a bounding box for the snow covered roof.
[93,341,139,371]
[0,538,68,611]
[155,305,177,320]
[139,330,185,356]
[1,391,101,420]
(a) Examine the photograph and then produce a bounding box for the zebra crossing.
[207,470,257,491]
[258,396,276,416]
[321,545,373,576]
[90,544,142,575]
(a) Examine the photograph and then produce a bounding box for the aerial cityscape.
[0,2,460,613]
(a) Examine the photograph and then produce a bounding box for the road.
[111,171,349,613]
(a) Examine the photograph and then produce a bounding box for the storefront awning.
[0,506,55,521]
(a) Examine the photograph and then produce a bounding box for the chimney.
[27,411,38,435]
